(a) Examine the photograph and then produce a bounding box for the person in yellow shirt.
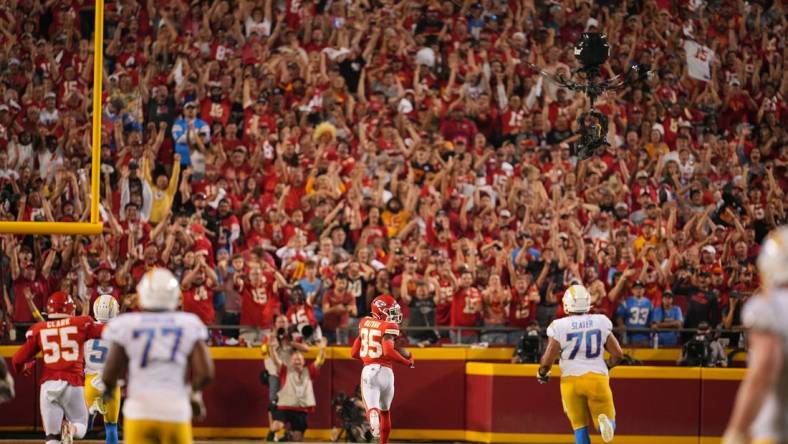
[633,220,659,255]
[142,152,181,224]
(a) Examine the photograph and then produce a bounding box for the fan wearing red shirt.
[11,261,52,338]
[451,269,482,344]
[130,243,166,284]
[12,292,103,443]
[237,264,284,346]
[181,256,219,326]
[200,83,232,126]
[286,287,319,333]
[322,274,357,345]
[83,261,123,316]
[508,274,540,340]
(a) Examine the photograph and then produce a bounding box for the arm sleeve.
[616,301,627,319]
[11,333,39,372]
[350,336,361,359]
[166,161,181,197]
[172,120,186,144]
[382,338,411,366]
[142,156,154,186]
[84,317,105,339]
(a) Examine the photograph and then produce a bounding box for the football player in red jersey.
[12,292,104,444]
[351,295,414,444]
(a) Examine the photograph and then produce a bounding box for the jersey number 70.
[566,329,602,360]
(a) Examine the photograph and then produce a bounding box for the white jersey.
[742,291,788,443]
[546,313,613,377]
[84,338,109,375]
[102,311,208,423]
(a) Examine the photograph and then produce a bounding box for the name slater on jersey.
[571,319,593,330]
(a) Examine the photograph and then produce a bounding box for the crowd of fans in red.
[0,0,784,347]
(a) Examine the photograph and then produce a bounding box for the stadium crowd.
[0,0,785,347]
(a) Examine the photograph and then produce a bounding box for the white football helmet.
[137,268,181,311]
[757,226,788,289]
[93,294,120,323]
[563,284,591,314]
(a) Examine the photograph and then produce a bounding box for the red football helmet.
[47,292,75,319]
[371,295,403,324]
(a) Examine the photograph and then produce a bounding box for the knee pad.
[73,422,87,439]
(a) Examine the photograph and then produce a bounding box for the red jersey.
[451,287,482,328]
[286,303,318,328]
[357,317,401,368]
[182,284,215,326]
[508,288,538,328]
[239,276,278,329]
[434,280,454,327]
[12,316,103,386]
[12,277,50,323]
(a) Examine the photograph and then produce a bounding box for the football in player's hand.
[395,335,411,359]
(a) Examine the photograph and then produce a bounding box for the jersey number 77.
[132,327,183,367]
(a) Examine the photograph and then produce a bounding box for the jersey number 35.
[359,327,383,359]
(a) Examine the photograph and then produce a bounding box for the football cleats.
[757,225,788,289]
[47,292,76,319]
[93,295,120,323]
[137,268,181,311]
[563,284,591,314]
[371,295,403,324]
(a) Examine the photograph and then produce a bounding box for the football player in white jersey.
[538,284,623,444]
[101,268,215,444]
[83,295,120,444]
[723,226,788,444]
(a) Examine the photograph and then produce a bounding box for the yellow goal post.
[0,0,104,235]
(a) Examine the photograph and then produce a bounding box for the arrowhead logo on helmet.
[371,295,403,324]
[47,292,76,319]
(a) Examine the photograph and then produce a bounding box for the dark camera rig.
[528,33,652,159]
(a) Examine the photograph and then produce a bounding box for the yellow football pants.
[124,418,193,444]
[560,373,616,431]
[84,373,121,423]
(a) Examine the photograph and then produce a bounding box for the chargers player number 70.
[566,329,603,359]
[359,328,383,359]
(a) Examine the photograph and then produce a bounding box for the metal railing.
[1,323,746,349]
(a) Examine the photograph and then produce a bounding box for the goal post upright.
[0,0,104,235]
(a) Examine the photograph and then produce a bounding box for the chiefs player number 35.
[351,295,414,444]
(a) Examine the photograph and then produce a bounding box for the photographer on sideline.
[261,316,310,408]
[268,336,328,442]
[678,322,727,367]
[512,321,544,363]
